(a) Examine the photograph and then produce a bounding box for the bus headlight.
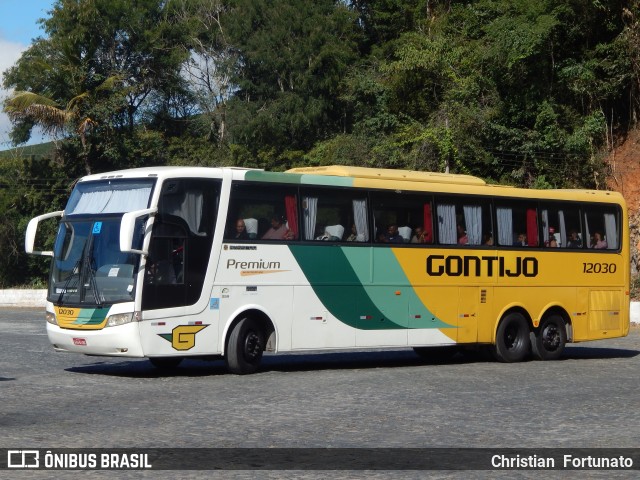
[45,311,57,325]
[106,313,134,327]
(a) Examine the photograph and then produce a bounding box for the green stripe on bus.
[288,245,452,330]
[72,307,110,325]
[245,170,353,187]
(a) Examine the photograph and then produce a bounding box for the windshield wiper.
[56,259,81,306]
[79,235,104,308]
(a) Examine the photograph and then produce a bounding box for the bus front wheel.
[226,317,265,374]
[493,313,530,363]
[531,314,566,360]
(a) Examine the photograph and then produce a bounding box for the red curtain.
[285,195,298,239]
[526,208,538,246]
[423,203,433,243]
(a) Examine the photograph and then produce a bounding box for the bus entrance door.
[456,287,482,343]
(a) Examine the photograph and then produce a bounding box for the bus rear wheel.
[531,314,566,360]
[493,312,530,363]
[226,317,265,375]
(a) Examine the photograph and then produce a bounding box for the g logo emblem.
[159,325,208,351]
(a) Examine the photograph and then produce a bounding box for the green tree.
[3,0,191,172]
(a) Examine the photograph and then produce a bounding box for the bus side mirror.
[25,211,64,256]
[120,207,157,255]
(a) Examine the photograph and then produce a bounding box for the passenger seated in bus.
[346,224,358,241]
[483,233,493,246]
[411,226,426,243]
[144,259,177,285]
[384,224,404,243]
[591,231,608,249]
[262,215,294,240]
[546,227,559,247]
[232,219,249,240]
[566,230,581,248]
[457,224,468,245]
[514,233,527,246]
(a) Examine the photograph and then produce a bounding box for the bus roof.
[286,165,487,186]
[77,165,624,205]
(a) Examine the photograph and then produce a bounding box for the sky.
[0,0,54,147]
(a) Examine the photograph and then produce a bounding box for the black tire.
[226,317,265,374]
[493,312,530,362]
[531,314,566,360]
[149,357,183,369]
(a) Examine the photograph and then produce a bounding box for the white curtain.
[304,197,318,240]
[604,213,618,249]
[558,210,566,247]
[164,192,204,234]
[584,215,591,247]
[463,205,482,245]
[496,207,513,246]
[541,209,549,244]
[68,187,152,214]
[352,199,369,241]
[437,204,457,244]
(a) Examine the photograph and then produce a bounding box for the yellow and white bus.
[25,165,630,373]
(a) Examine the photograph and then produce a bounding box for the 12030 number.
[583,262,617,274]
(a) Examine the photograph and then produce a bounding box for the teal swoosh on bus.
[288,245,452,330]
[72,307,110,325]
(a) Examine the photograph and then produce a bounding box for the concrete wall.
[1,289,639,324]
[0,289,47,307]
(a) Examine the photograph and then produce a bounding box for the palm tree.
[3,77,119,174]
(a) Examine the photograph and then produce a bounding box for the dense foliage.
[2,0,640,285]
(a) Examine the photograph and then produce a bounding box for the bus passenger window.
[496,203,538,247]
[584,207,618,250]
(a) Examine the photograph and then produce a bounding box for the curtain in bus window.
[541,209,549,244]
[437,204,457,244]
[69,188,152,214]
[526,208,538,246]
[463,205,482,245]
[496,207,513,245]
[352,199,369,241]
[164,192,204,235]
[604,213,618,249]
[285,195,298,239]
[585,215,591,248]
[558,210,566,247]
[303,197,318,240]
[423,203,433,243]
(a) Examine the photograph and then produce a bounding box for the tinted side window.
[143,178,220,310]
[540,203,582,248]
[584,206,619,250]
[371,192,432,244]
[300,188,369,242]
[226,183,299,241]
[495,201,539,247]
[435,197,492,246]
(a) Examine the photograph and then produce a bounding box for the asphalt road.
[1,308,639,479]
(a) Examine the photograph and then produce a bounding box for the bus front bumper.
[46,322,145,357]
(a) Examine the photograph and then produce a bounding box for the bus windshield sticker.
[92,222,102,234]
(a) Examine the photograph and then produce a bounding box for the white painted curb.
[0,290,639,323]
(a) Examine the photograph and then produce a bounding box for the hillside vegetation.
[2,0,640,286]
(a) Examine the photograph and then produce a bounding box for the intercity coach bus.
[25,165,630,373]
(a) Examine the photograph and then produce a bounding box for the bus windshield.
[50,217,144,306]
[47,178,155,306]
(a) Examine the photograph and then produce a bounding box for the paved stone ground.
[1,308,639,479]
